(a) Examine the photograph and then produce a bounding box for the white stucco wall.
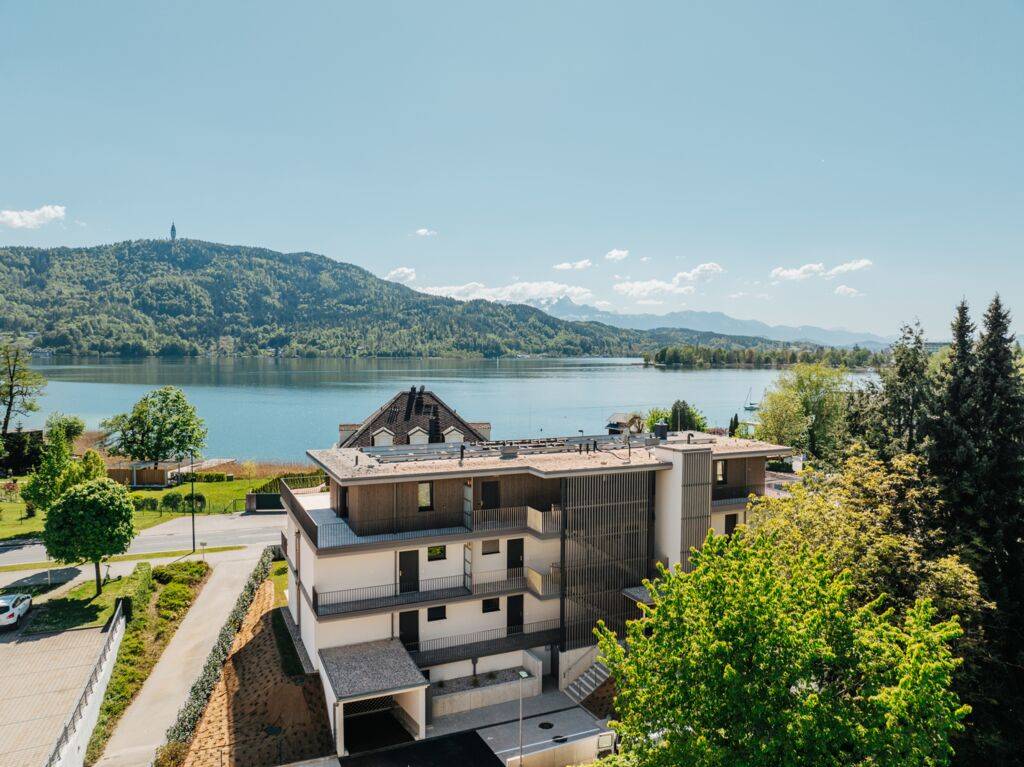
[653,447,683,567]
[315,549,395,591]
[316,612,392,649]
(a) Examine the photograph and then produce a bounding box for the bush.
[156,582,193,622]
[138,496,159,511]
[164,546,274,745]
[154,560,209,586]
[129,562,154,617]
[182,492,206,512]
[160,492,183,511]
[153,741,189,767]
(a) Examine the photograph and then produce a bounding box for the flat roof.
[319,640,427,702]
[340,731,504,766]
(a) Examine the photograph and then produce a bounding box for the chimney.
[653,421,669,441]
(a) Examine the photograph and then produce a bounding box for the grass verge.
[84,560,211,766]
[0,546,245,573]
[26,572,139,633]
[270,560,288,607]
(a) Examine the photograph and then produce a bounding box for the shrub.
[182,492,206,512]
[139,496,159,511]
[153,741,189,767]
[164,546,274,745]
[156,582,193,622]
[161,492,183,511]
[131,494,147,511]
[154,560,209,586]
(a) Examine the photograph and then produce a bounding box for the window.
[724,513,739,535]
[372,429,394,447]
[482,598,500,613]
[482,539,499,555]
[427,605,446,622]
[444,429,464,443]
[427,545,446,562]
[418,482,433,511]
[714,460,727,485]
[409,427,429,445]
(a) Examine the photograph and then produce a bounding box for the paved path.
[95,548,261,767]
[0,511,285,566]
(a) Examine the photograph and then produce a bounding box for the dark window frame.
[427,605,446,622]
[427,545,446,562]
[482,539,500,555]
[724,513,739,535]
[418,481,434,511]
[714,460,727,485]
[482,597,500,613]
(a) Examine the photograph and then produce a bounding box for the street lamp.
[518,669,530,765]
[190,451,196,553]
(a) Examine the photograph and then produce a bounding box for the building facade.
[282,395,791,756]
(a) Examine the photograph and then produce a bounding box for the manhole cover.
[538,722,554,730]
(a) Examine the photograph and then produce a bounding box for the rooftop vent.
[653,421,669,441]
[500,445,519,460]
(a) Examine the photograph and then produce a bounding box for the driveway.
[0,623,110,767]
[0,511,286,566]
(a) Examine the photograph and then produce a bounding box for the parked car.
[0,594,32,628]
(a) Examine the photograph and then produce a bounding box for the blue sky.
[2,1,1022,337]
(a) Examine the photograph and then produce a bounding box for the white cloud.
[729,291,771,300]
[771,263,826,281]
[826,258,872,278]
[0,204,66,229]
[639,256,651,263]
[636,299,664,306]
[421,280,593,304]
[612,261,723,300]
[413,228,438,237]
[385,266,417,284]
[593,300,613,310]
[771,259,873,282]
[74,219,87,227]
[605,248,629,262]
[553,258,593,271]
[834,284,864,297]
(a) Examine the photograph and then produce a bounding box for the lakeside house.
[282,390,792,761]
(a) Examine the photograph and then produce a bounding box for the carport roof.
[319,639,427,702]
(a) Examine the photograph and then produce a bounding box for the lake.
[26,357,792,461]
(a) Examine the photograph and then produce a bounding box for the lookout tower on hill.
[170,222,176,241]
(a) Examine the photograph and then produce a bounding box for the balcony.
[313,568,526,617]
[711,484,765,507]
[526,564,560,599]
[527,506,562,537]
[406,618,562,666]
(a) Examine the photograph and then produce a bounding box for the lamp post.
[518,669,530,765]
[190,451,196,553]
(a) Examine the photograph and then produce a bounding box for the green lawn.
[25,571,138,633]
[270,560,288,607]
[130,478,266,514]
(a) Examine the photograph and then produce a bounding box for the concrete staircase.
[565,659,610,704]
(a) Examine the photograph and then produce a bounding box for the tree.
[101,386,207,468]
[20,414,83,516]
[668,399,708,432]
[0,341,46,436]
[596,532,969,767]
[78,449,107,483]
[727,413,739,436]
[644,407,671,433]
[754,385,809,452]
[876,323,931,457]
[43,478,134,595]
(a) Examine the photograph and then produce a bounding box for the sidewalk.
[95,549,261,767]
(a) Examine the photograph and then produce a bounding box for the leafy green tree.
[101,387,207,468]
[668,399,707,431]
[597,532,969,767]
[755,363,847,463]
[644,407,671,433]
[78,449,107,482]
[20,414,84,516]
[0,341,46,436]
[43,478,134,595]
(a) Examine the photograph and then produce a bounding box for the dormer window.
[371,428,394,447]
[408,426,429,445]
[443,427,464,443]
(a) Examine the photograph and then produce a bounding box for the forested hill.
[0,239,780,357]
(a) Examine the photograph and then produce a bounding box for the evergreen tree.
[877,322,931,458]
[925,301,980,550]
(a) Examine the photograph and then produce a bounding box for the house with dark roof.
[338,386,491,448]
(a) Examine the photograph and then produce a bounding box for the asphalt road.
[0,511,287,566]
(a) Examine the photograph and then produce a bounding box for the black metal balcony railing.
[711,484,765,505]
[406,618,562,666]
[313,568,526,617]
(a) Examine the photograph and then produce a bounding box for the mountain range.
[0,239,803,358]
[537,297,892,349]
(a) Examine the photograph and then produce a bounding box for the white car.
[0,594,32,628]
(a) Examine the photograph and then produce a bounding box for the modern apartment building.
[281,391,791,757]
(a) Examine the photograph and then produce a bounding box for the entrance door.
[507,594,524,633]
[399,610,419,649]
[399,550,419,594]
[507,538,524,571]
[481,480,501,510]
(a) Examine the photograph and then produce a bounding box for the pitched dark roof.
[340,387,487,448]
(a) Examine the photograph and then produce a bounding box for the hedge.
[163,546,276,745]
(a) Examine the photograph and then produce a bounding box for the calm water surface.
[27,357,794,461]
